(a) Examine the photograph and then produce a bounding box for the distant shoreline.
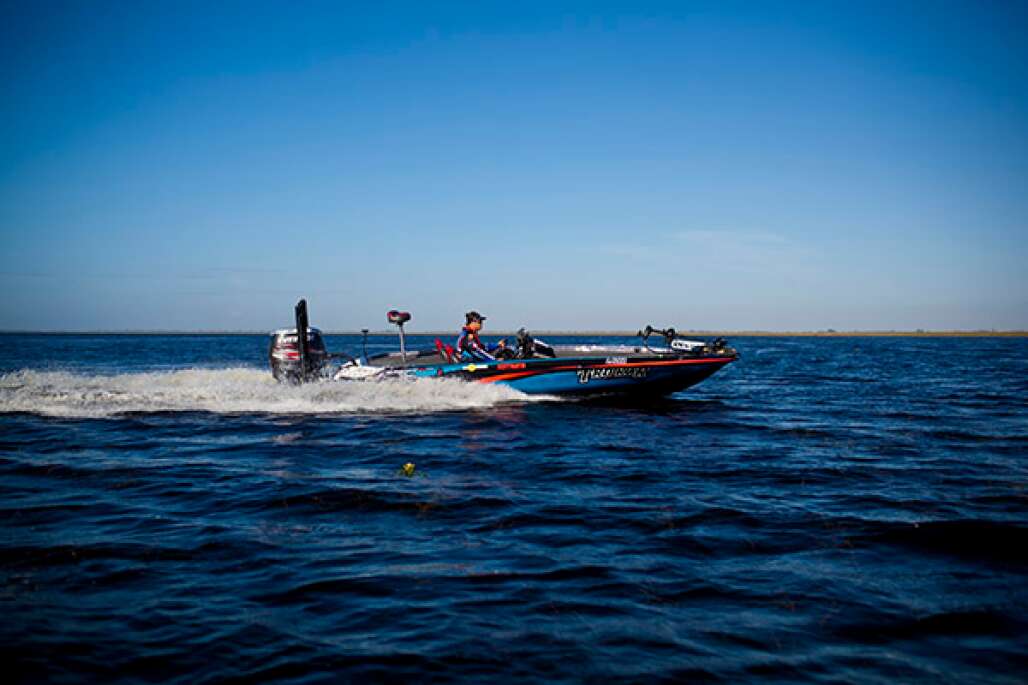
[1,330,1026,337]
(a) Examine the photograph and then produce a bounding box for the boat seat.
[435,339,460,363]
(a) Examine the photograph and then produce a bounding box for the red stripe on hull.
[477,356,734,384]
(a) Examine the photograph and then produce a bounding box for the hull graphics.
[407,356,735,396]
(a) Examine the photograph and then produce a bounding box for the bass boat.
[270,300,738,397]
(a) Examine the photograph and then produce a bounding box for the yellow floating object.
[401,462,416,477]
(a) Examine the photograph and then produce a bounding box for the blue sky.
[2,1,1026,331]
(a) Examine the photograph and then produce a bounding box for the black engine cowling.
[269,328,328,382]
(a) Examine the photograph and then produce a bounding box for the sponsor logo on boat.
[606,356,628,364]
[577,366,649,384]
[497,363,526,370]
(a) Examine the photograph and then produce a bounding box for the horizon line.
[1,329,1026,337]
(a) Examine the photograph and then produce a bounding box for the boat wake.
[0,368,542,418]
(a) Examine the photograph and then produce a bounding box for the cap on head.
[465,310,486,324]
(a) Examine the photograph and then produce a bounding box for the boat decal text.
[577,366,649,384]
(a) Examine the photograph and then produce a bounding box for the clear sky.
[2,1,1026,332]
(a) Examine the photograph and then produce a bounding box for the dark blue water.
[2,334,1026,683]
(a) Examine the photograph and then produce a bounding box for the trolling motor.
[636,324,736,357]
[387,310,411,367]
[638,325,677,348]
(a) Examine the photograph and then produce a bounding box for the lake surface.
[1,334,1025,683]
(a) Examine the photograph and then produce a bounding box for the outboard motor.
[269,299,329,382]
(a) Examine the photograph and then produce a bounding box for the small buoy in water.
[401,462,416,477]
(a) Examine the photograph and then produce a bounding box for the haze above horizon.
[2,1,1026,333]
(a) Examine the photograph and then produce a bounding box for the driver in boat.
[456,311,506,362]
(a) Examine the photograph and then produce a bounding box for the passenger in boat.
[456,311,506,361]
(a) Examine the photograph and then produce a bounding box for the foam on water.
[0,367,540,417]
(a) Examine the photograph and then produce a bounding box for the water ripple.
[1,334,1026,682]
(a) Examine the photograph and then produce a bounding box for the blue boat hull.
[405,355,736,396]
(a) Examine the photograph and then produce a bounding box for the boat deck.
[365,344,708,368]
